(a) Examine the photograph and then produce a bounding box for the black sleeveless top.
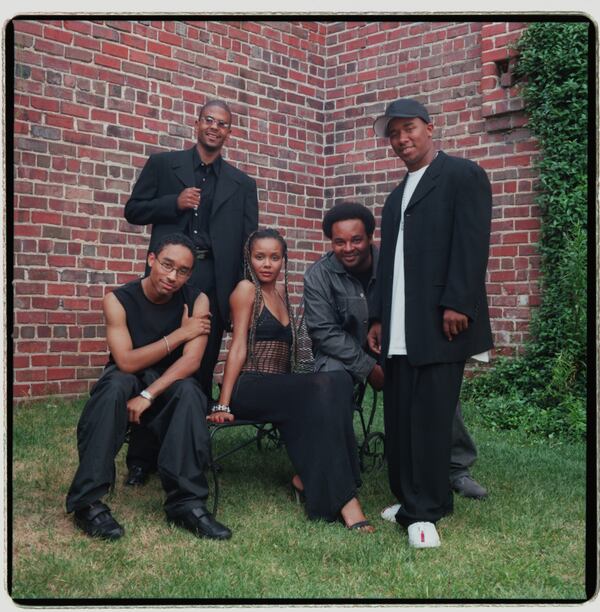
[254,306,293,343]
[242,306,293,375]
[109,279,200,373]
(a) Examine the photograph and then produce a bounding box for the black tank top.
[109,279,200,373]
[254,306,292,343]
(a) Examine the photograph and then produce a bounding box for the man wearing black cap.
[368,98,493,548]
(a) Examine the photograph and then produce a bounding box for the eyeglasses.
[156,257,192,278]
[200,115,231,130]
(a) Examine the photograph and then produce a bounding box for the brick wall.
[11,19,539,401]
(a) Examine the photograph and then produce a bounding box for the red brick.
[13,385,34,399]
[47,368,76,381]
[30,96,60,113]
[147,41,172,57]
[62,354,91,366]
[502,232,530,244]
[47,313,77,324]
[15,369,47,382]
[515,219,541,231]
[15,311,47,324]
[30,297,60,310]
[94,54,121,70]
[60,380,93,395]
[16,341,49,353]
[31,354,61,367]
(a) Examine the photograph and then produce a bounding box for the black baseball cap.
[373,99,431,137]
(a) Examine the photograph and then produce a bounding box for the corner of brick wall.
[12,19,542,401]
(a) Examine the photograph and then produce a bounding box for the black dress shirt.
[190,147,221,250]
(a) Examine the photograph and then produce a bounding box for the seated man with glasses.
[124,99,259,486]
[65,233,232,542]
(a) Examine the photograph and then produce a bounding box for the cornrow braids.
[243,228,297,371]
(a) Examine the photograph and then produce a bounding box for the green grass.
[9,395,589,602]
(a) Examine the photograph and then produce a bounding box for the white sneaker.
[380,503,401,522]
[407,522,441,548]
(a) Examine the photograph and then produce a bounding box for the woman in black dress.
[208,229,373,531]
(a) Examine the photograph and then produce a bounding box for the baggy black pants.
[65,365,211,518]
[450,401,478,481]
[383,356,465,527]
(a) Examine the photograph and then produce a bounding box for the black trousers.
[383,356,465,527]
[66,365,211,518]
[126,259,225,470]
[450,401,478,481]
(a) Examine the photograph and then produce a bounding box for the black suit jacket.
[371,151,494,366]
[124,146,259,324]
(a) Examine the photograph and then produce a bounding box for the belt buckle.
[195,249,210,260]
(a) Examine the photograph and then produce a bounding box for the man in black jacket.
[303,202,487,504]
[124,99,258,485]
[368,99,493,548]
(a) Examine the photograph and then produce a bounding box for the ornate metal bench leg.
[361,431,385,472]
[208,427,220,518]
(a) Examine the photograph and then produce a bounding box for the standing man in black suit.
[124,99,258,485]
[368,99,493,548]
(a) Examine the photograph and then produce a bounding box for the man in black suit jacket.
[124,99,258,485]
[368,99,493,548]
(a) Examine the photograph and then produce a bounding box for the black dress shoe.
[168,507,232,540]
[125,464,149,486]
[451,475,488,499]
[74,502,124,540]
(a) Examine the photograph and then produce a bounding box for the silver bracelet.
[139,389,154,403]
[211,403,231,414]
[163,335,171,355]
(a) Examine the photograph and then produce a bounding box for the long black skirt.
[231,369,361,522]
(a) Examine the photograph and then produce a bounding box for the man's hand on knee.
[127,395,152,425]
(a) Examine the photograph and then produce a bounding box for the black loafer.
[169,507,232,540]
[125,465,150,486]
[74,502,124,540]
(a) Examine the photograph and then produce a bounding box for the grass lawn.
[8,393,590,603]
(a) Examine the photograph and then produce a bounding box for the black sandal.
[346,519,374,532]
[338,514,374,532]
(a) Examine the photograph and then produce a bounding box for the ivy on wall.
[464,21,590,440]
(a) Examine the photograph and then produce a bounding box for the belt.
[195,248,212,260]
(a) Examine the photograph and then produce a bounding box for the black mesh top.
[242,306,292,375]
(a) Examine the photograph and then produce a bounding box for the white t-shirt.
[388,164,428,356]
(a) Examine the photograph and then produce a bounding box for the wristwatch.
[139,389,154,403]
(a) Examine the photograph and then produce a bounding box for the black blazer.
[372,151,494,366]
[125,147,259,324]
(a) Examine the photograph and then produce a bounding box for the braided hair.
[243,228,297,371]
